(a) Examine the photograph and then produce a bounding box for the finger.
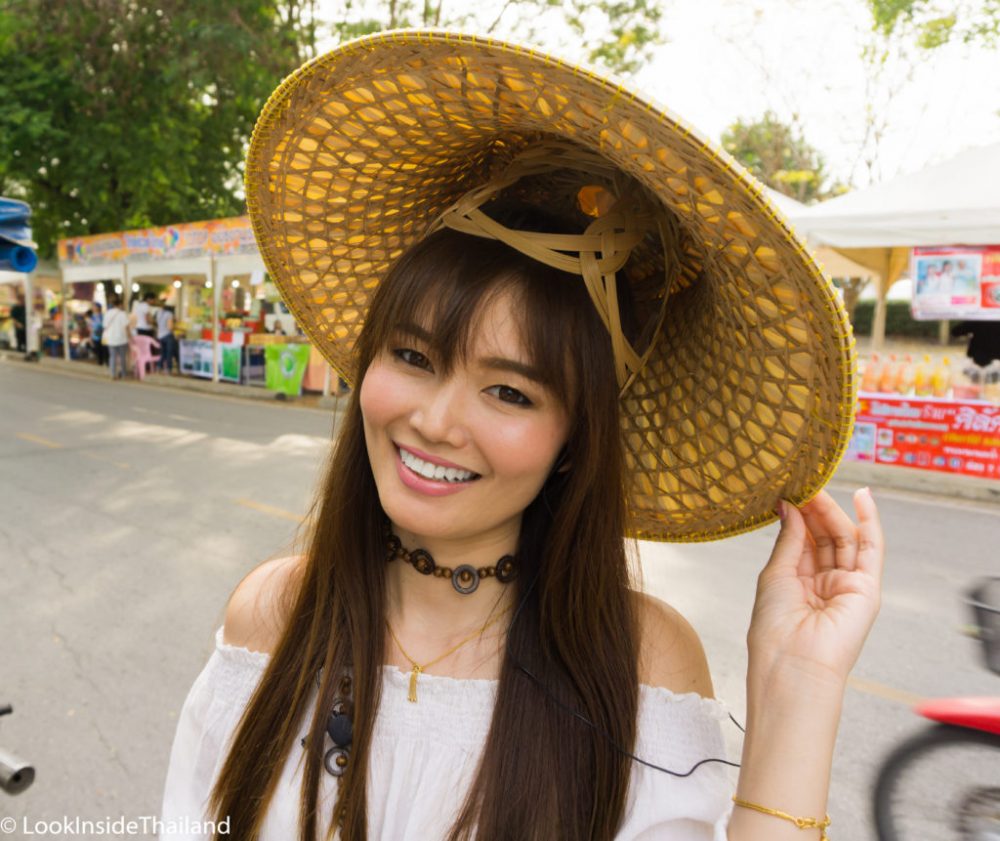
[798,490,861,572]
[852,486,885,582]
[762,499,808,580]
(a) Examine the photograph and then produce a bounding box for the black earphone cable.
[504,567,744,778]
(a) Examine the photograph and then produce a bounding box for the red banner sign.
[846,393,1000,480]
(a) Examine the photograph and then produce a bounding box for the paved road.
[1,359,997,839]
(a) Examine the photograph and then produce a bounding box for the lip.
[394,446,481,497]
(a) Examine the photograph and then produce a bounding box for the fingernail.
[775,500,786,522]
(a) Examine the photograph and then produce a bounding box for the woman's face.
[360,288,570,548]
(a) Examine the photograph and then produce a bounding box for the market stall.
[58,217,338,395]
[787,145,1000,481]
[789,142,1000,350]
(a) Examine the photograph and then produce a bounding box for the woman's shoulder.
[632,591,715,699]
[222,555,305,655]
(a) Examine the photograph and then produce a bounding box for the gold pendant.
[407,665,422,703]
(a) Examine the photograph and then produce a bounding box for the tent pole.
[211,260,220,383]
[871,275,888,352]
[61,275,70,360]
[24,272,35,356]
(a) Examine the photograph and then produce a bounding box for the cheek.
[487,416,567,479]
[359,359,410,431]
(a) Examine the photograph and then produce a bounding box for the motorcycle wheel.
[874,723,1000,841]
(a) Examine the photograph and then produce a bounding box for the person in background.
[90,303,106,366]
[10,288,26,352]
[157,304,177,374]
[132,291,156,339]
[951,320,1000,368]
[103,294,130,380]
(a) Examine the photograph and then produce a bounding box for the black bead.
[410,548,435,575]
[452,564,480,594]
[495,554,517,583]
[327,711,353,747]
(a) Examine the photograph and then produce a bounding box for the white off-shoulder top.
[159,627,737,840]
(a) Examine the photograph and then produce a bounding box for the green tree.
[868,0,999,48]
[0,0,317,257]
[1,0,663,258]
[721,111,835,204]
[324,0,663,76]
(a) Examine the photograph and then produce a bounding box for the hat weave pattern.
[246,30,856,542]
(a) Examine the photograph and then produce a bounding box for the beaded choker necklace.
[385,532,517,594]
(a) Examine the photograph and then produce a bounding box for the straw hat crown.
[246,30,856,542]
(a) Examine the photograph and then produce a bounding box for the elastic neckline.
[213,626,729,716]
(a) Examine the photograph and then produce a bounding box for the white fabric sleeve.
[616,689,739,840]
[158,629,269,841]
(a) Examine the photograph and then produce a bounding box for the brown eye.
[486,385,533,407]
[392,348,432,370]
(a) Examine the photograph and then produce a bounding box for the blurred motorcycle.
[873,577,1000,840]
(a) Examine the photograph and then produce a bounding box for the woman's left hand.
[746,488,884,694]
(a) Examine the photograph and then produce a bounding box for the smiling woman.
[159,30,884,841]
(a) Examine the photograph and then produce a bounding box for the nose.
[408,377,470,449]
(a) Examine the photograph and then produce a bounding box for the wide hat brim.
[246,30,856,543]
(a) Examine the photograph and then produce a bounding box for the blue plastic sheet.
[0,197,37,272]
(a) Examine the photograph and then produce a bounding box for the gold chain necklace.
[386,607,513,702]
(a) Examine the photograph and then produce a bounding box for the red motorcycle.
[874,577,1000,840]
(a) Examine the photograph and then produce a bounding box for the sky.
[316,0,1000,191]
[633,0,1000,188]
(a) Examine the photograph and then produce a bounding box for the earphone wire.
[505,566,744,778]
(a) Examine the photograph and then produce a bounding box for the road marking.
[235,498,305,523]
[17,432,63,449]
[80,451,130,470]
[847,674,924,707]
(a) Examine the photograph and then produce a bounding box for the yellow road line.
[17,432,63,449]
[80,451,130,470]
[847,675,924,707]
[235,498,305,523]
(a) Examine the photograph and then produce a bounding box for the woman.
[102,295,129,380]
[157,304,176,374]
[161,33,882,841]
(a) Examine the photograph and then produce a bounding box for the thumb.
[761,500,807,579]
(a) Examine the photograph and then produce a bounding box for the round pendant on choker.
[384,530,517,595]
[452,564,480,594]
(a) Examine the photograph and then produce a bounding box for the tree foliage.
[721,111,836,204]
[325,0,663,76]
[1,0,664,258]
[0,0,318,257]
[868,0,999,48]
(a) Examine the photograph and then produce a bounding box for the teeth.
[399,448,476,482]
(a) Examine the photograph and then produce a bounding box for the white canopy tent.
[788,142,1000,349]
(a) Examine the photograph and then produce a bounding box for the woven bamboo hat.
[245,30,856,543]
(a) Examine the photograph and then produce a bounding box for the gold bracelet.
[732,796,831,840]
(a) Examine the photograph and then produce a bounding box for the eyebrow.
[393,321,547,385]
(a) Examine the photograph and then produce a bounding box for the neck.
[385,524,517,648]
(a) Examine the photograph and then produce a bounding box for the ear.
[552,447,571,474]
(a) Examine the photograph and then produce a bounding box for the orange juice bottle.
[861,353,881,392]
[913,355,933,396]
[931,356,952,398]
[878,353,898,393]
[894,354,915,394]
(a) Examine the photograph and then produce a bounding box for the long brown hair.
[208,218,641,840]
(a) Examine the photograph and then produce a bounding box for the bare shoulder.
[632,591,715,699]
[223,555,305,654]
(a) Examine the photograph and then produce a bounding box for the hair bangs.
[359,227,609,414]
